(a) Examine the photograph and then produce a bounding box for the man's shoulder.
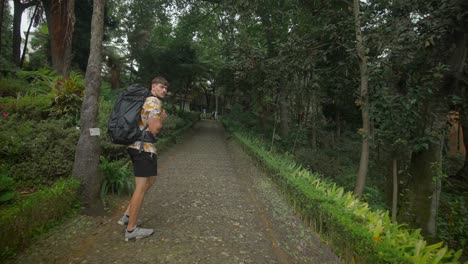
[145,96,161,103]
[144,96,161,109]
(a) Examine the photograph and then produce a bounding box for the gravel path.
[9,120,342,264]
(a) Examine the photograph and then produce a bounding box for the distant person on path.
[118,76,168,241]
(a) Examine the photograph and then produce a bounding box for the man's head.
[151,76,169,98]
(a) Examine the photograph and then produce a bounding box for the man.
[117,76,168,241]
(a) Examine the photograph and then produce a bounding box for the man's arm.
[148,110,167,136]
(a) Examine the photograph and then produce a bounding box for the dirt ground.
[8,120,342,264]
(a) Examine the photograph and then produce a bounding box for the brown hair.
[151,76,169,86]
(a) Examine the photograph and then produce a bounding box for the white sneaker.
[124,227,154,242]
[117,214,142,227]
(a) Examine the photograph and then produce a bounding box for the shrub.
[437,192,468,252]
[49,71,85,121]
[0,174,16,204]
[0,178,80,258]
[0,95,52,120]
[17,68,59,95]
[100,157,134,198]
[0,77,29,97]
[0,117,79,185]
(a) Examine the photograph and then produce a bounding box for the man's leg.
[124,175,155,241]
[124,176,156,217]
[127,177,149,230]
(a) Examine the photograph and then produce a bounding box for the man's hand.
[160,110,168,122]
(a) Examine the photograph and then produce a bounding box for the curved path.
[10,120,341,264]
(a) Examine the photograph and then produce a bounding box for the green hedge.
[0,178,80,258]
[223,120,462,263]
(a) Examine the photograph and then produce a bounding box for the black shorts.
[127,148,158,177]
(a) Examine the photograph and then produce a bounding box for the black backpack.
[107,84,157,145]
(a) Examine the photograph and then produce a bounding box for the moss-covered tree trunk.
[72,0,105,206]
[402,133,444,238]
[398,99,446,238]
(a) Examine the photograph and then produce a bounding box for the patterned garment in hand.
[128,96,162,154]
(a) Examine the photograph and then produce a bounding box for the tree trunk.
[310,87,318,150]
[41,0,75,76]
[12,0,37,66]
[20,4,39,67]
[0,0,5,55]
[12,0,23,66]
[335,109,341,139]
[182,86,188,111]
[215,87,218,118]
[452,32,468,180]
[279,81,289,139]
[270,112,278,152]
[202,87,211,110]
[392,158,398,223]
[399,30,465,239]
[72,0,105,206]
[260,106,268,138]
[402,135,443,238]
[353,0,370,197]
[456,109,468,180]
[110,63,120,89]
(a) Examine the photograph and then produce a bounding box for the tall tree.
[404,0,467,238]
[72,0,105,206]
[353,0,370,197]
[41,0,75,76]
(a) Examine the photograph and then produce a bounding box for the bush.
[0,178,80,258]
[0,77,29,97]
[0,117,79,185]
[49,71,85,121]
[17,68,60,95]
[438,192,468,252]
[0,95,52,120]
[0,174,16,204]
[100,157,134,198]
